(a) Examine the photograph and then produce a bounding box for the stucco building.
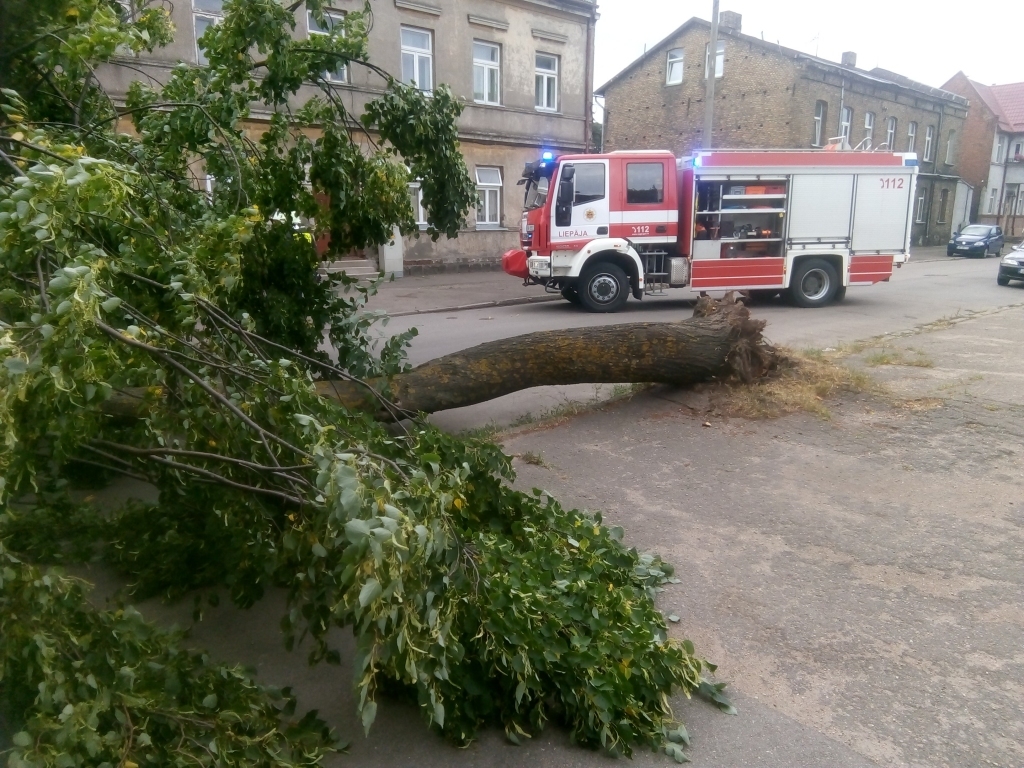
[596,12,969,246]
[99,0,597,273]
[941,73,1024,235]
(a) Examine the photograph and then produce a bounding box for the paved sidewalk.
[362,246,954,316]
[364,269,558,316]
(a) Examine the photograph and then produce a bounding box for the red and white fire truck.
[502,148,919,311]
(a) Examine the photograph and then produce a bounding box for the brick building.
[100,0,597,274]
[596,12,969,245]
[941,73,1024,235]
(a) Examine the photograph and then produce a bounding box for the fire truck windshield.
[524,176,549,210]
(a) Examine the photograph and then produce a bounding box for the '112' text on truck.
[502,148,919,312]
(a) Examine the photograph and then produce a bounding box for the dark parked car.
[947,225,1004,257]
[998,243,1024,286]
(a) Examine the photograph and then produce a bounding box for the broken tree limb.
[104,296,778,419]
[314,295,777,415]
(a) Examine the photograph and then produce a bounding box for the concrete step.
[319,258,380,278]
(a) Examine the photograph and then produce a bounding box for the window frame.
[812,100,827,146]
[937,188,949,223]
[704,39,724,79]
[472,40,501,105]
[400,25,434,93]
[192,0,224,66]
[475,166,502,229]
[907,121,917,153]
[995,135,1006,163]
[863,111,874,145]
[923,125,935,162]
[915,192,927,223]
[535,52,559,112]
[839,106,852,145]
[571,162,606,207]
[408,181,428,229]
[666,48,684,85]
[944,130,956,165]
[987,187,997,215]
[885,116,897,150]
[307,8,347,84]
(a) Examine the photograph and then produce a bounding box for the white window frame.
[987,188,997,214]
[193,0,224,66]
[937,187,949,223]
[885,116,897,150]
[907,121,917,153]
[401,26,433,93]
[472,41,500,105]
[915,192,927,223]
[307,9,347,83]
[812,100,826,146]
[1014,142,1023,160]
[475,167,502,229]
[666,48,684,85]
[704,40,724,79]
[408,181,427,228]
[839,106,852,144]
[864,111,874,145]
[945,130,956,165]
[923,125,934,162]
[995,135,1006,163]
[535,53,559,112]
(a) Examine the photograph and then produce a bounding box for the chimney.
[719,11,741,33]
[841,51,857,68]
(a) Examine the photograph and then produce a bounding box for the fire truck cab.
[504,148,919,312]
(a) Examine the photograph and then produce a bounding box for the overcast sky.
[594,0,1024,95]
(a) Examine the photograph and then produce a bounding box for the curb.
[386,293,562,317]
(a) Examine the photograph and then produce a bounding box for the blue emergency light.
[541,151,554,161]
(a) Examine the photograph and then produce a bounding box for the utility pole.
[702,0,720,149]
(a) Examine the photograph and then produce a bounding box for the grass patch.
[863,347,934,368]
[710,348,878,420]
[518,451,546,466]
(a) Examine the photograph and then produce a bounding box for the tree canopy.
[0,1,725,765]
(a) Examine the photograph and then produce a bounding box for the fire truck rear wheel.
[579,262,630,313]
[789,258,839,308]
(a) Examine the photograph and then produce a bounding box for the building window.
[704,40,724,79]
[1014,142,1023,161]
[907,121,917,153]
[626,162,664,204]
[923,125,934,162]
[666,48,684,85]
[472,41,500,105]
[937,188,949,223]
[401,26,433,92]
[885,116,897,150]
[475,167,502,228]
[839,106,852,145]
[408,182,427,228]
[863,111,874,146]
[812,100,827,146]
[307,9,347,83]
[535,53,558,111]
[995,135,1006,163]
[987,187,997,214]
[193,0,223,66]
[915,192,927,223]
[944,130,956,165]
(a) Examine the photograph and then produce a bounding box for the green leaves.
[358,577,382,607]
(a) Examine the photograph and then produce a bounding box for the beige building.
[99,0,597,273]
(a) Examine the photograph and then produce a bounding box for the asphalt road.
[380,252,1024,432]
[388,253,1021,366]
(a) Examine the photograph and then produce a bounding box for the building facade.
[597,13,968,246]
[98,0,597,273]
[942,73,1024,235]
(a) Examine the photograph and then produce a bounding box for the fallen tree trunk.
[315,296,777,415]
[105,297,777,419]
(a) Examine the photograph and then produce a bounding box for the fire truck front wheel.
[578,262,630,313]
[789,258,840,308]
[560,285,582,305]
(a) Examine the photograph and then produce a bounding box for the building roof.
[987,82,1024,132]
[595,16,967,109]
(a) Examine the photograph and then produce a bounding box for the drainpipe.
[583,2,596,153]
[925,103,943,245]
[837,79,845,145]
[702,0,720,149]
[995,133,1011,229]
